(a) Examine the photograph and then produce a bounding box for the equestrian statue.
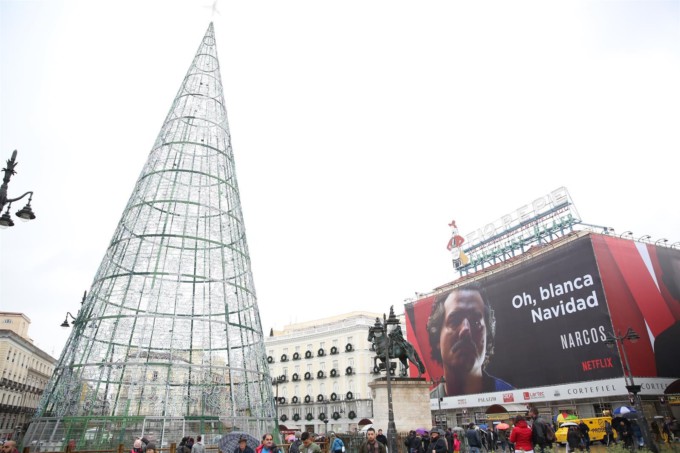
[368,307,426,378]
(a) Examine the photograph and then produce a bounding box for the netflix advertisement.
[591,235,680,379]
[405,236,624,397]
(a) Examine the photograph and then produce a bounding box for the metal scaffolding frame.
[24,23,275,449]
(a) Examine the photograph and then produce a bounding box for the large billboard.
[405,234,680,403]
[591,235,680,379]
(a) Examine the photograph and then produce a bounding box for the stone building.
[265,312,398,434]
[0,312,56,442]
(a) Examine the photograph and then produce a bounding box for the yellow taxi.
[555,417,616,445]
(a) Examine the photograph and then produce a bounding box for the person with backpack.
[289,433,302,453]
[466,424,483,453]
[331,435,345,453]
[529,407,554,453]
[429,429,448,453]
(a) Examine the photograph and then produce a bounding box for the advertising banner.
[592,235,680,379]
[430,377,678,410]
[405,236,624,398]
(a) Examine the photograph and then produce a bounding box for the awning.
[486,403,528,414]
[663,378,680,394]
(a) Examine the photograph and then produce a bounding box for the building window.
[307,364,312,373]
[320,341,325,349]
[348,358,354,367]
[320,362,325,371]
[295,345,301,353]
[3,319,11,324]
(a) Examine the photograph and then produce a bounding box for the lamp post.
[605,328,658,453]
[372,308,400,453]
[437,376,446,429]
[272,374,286,426]
[0,150,37,228]
[60,291,87,327]
[323,399,329,436]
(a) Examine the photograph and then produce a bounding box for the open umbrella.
[613,406,636,415]
[416,428,428,436]
[219,432,259,453]
[478,424,488,430]
[611,417,631,429]
[560,422,579,428]
[497,423,510,430]
[556,413,578,423]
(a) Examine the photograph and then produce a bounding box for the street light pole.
[272,375,285,426]
[437,376,446,429]
[372,310,399,453]
[0,150,37,228]
[605,328,658,453]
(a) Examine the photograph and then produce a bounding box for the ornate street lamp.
[0,150,37,228]
[60,312,78,328]
[605,328,658,453]
[60,291,87,327]
[372,308,400,453]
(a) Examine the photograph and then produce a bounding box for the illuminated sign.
[455,187,580,271]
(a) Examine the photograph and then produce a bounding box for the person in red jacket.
[509,416,534,453]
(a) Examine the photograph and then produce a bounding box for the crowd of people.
[117,411,679,453]
[399,407,680,453]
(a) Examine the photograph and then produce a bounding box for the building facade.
[0,313,56,442]
[404,231,680,427]
[265,312,398,434]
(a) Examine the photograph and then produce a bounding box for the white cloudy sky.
[1,0,679,357]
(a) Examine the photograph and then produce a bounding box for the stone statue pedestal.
[368,377,432,433]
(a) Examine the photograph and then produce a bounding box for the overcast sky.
[1,0,679,358]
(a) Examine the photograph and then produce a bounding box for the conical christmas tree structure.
[25,23,276,448]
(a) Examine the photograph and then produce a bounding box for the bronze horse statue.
[368,320,426,378]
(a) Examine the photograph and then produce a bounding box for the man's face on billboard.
[439,289,487,374]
